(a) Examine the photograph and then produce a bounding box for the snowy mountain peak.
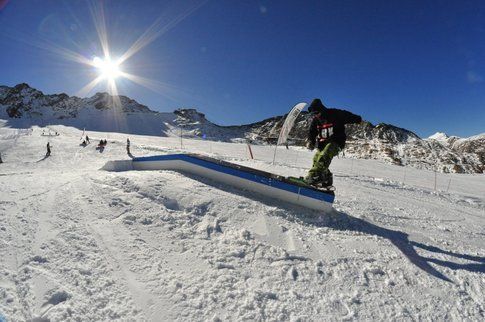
[85,92,152,113]
[428,132,449,141]
[0,84,154,120]
[13,82,34,92]
[174,108,207,124]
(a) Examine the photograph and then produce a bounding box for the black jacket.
[308,108,362,150]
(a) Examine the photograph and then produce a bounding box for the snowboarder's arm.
[336,109,362,124]
[305,118,319,150]
[307,117,318,143]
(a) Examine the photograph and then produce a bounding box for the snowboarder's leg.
[305,142,340,185]
[315,141,340,171]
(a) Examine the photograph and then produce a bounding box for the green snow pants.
[307,141,340,178]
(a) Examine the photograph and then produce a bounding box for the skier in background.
[305,98,362,186]
[126,138,131,154]
[46,142,51,157]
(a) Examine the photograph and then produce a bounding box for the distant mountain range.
[1,83,483,174]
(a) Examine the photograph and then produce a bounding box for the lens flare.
[92,56,121,80]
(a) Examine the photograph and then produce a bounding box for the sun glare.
[66,1,207,99]
[92,56,121,80]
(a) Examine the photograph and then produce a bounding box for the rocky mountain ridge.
[0,83,151,119]
[1,83,483,173]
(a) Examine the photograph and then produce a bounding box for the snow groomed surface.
[132,154,335,212]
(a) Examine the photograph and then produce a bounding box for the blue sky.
[0,0,484,137]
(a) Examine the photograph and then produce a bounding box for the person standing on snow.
[305,98,362,186]
[46,142,51,157]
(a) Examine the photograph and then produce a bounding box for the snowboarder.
[46,142,51,157]
[305,98,362,186]
[126,138,131,154]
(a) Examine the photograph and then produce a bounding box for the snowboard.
[286,176,335,192]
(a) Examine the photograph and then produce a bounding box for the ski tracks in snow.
[1,173,142,321]
[78,167,484,320]
[80,171,358,320]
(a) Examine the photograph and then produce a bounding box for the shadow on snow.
[180,171,485,283]
[315,212,483,282]
[104,162,485,283]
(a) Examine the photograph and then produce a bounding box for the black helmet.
[308,98,326,113]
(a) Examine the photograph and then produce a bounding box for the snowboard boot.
[304,173,323,186]
[305,171,333,188]
[321,171,333,187]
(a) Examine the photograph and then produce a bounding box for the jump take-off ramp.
[131,154,335,212]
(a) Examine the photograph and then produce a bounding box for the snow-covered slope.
[0,83,177,136]
[1,83,483,173]
[451,134,485,165]
[0,123,484,321]
[0,84,266,141]
[423,132,485,173]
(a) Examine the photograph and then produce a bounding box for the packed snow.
[0,124,484,321]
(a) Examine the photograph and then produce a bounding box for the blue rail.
[133,154,335,204]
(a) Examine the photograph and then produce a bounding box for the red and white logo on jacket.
[318,123,334,141]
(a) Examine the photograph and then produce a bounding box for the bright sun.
[92,56,122,80]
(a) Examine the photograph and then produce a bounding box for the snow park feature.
[132,153,335,212]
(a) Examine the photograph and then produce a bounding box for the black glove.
[306,139,315,151]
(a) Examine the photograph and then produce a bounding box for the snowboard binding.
[286,175,335,192]
[305,170,333,187]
